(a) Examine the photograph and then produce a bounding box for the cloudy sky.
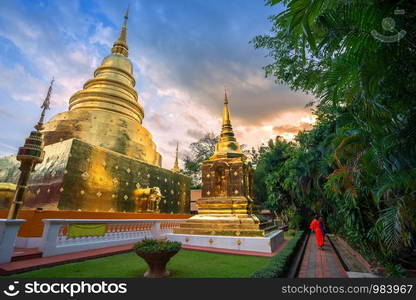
[0,0,314,169]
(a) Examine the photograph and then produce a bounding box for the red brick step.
[11,248,42,262]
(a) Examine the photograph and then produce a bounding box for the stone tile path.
[297,233,348,278]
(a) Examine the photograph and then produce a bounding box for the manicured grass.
[284,230,299,239]
[251,231,304,278]
[11,250,271,278]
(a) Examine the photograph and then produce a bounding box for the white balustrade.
[0,219,26,264]
[41,219,185,257]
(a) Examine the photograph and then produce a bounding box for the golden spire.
[212,88,243,158]
[172,141,180,173]
[222,88,231,127]
[112,6,129,57]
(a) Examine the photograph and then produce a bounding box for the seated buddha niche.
[214,167,227,197]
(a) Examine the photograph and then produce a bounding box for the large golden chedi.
[173,92,277,236]
[43,11,161,166]
[0,10,190,214]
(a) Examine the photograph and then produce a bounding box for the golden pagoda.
[43,8,161,166]
[0,8,190,215]
[172,91,278,237]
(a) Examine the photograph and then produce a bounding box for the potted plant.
[133,239,181,278]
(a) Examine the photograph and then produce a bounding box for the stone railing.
[41,219,186,257]
[0,219,26,264]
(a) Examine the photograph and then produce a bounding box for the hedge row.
[250,231,305,278]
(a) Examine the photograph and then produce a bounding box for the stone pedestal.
[0,219,26,264]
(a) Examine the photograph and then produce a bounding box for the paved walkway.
[297,233,348,278]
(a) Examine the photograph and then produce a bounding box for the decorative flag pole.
[7,78,54,219]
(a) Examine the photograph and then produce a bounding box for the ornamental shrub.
[133,239,181,254]
[251,231,304,278]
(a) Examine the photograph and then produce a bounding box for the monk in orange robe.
[309,216,324,250]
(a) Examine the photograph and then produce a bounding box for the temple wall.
[0,210,191,238]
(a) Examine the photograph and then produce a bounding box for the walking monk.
[309,215,324,250]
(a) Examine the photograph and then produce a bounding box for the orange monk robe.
[309,219,324,247]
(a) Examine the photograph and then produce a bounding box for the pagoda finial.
[111,6,130,57]
[35,78,54,131]
[124,5,130,25]
[224,86,228,104]
[172,141,180,173]
[211,88,243,157]
[222,87,231,127]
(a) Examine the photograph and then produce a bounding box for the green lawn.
[284,230,298,239]
[11,250,271,278]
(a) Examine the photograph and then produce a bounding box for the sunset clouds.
[0,0,314,168]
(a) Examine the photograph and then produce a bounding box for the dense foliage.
[251,231,304,278]
[133,239,181,254]
[253,0,416,271]
[182,133,219,188]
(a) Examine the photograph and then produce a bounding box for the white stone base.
[0,219,25,264]
[15,237,43,249]
[167,230,284,253]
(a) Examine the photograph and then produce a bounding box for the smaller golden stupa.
[172,142,180,173]
[173,91,278,237]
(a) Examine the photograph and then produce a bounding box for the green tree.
[253,137,294,209]
[182,133,218,188]
[253,0,416,270]
[183,134,251,189]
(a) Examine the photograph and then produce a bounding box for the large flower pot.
[136,251,179,278]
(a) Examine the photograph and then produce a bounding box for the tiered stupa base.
[168,203,284,253]
[172,213,278,237]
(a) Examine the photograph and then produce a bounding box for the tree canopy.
[252,0,416,273]
[182,133,218,188]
